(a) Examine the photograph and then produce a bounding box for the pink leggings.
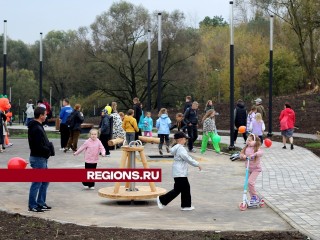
[144,131,152,137]
[248,170,261,197]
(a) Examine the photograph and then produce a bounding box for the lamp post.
[229,1,235,150]
[157,13,162,111]
[267,15,274,137]
[3,20,7,96]
[147,29,151,111]
[39,32,43,100]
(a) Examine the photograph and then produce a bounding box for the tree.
[80,1,199,108]
[250,0,320,88]
[199,16,228,28]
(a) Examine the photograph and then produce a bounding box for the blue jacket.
[143,116,153,131]
[59,105,73,124]
[156,114,171,134]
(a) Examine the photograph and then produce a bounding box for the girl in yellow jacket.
[122,109,139,144]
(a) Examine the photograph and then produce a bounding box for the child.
[249,113,265,144]
[170,113,187,133]
[200,109,220,154]
[143,112,153,137]
[246,105,257,134]
[240,133,263,205]
[157,131,202,211]
[118,112,125,121]
[156,108,171,155]
[122,109,139,144]
[73,129,105,190]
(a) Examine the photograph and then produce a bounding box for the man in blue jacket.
[59,98,73,150]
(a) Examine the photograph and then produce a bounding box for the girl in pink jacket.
[240,134,263,205]
[74,129,105,190]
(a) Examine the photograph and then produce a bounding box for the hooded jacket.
[234,102,247,127]
[170,144,199,177]
[122,115,139,133]
[28,120,51,158]
[156,114,171,134]
[279,107,295,130]
[240,145,263,172]
[74,138,105,163]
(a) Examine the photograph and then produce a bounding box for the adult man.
[183,96,192,113]
[133,97,142,140]
[28,106,53,212]
[59,98,73,150]
[183,101,199,152]
[254,98,266,120]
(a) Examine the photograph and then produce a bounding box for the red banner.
[0,169,161,182]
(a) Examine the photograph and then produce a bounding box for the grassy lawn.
[305,141,320,148]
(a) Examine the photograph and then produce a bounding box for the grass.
[305,141,320,148]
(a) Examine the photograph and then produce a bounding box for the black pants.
[83,162,97,188]
[234,129,247,143]
[187,125,198,151]
[159,177,191,208]
[99,133,111,155]
[60,123,70,148]
[135,129,142,141]
[158,134,169,149]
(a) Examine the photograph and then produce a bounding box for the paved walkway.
[2,125,320,239]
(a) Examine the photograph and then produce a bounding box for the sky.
[1,0,230,44]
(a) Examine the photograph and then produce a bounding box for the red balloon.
[264,138,272,148]
[7,157,28,169]
[238,126,246,133]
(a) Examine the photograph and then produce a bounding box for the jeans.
[28,156,49,209]
[126,132,135,145]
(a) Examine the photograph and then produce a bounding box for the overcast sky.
[1,0,230,44]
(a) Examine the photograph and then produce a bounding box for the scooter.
[239,157,265,211]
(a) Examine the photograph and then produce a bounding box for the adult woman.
[279,102,296,150]
[204,100,215,113]
[64,104,84,152]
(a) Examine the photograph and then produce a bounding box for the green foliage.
[199,16,228,28]
[305,142,320,148]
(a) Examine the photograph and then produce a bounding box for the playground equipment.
[138,136,160,144]
[98,140,166,200]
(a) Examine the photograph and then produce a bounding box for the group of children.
[73,104,264,210]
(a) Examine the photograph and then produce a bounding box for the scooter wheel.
[239,202,247,211]
[259,199,265,207]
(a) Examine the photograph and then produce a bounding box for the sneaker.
[89,187,95,190]
[291,144,294,150]
[282,146,286,149]
[156,196,164,209]
[28,207,44,213]
[63,148,68,153]
[38,204,52,211]
[166,146,170,153]
[83,186,89,189]
[181,206,195,211]
[159,149,163,155]
[59,148,65,151]
[189,149,196,153]
[106,154,111,157]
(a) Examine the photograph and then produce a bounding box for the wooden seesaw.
[138,136,160,144]
[98,140,166,200]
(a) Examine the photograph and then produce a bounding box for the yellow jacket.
[122,115,139,133]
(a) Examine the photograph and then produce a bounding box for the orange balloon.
[238,126,246,133]
[7,157,28,169]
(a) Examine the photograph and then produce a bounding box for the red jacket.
[279,108,295,130]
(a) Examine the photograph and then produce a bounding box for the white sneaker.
[83,186,89,189]
[181,206,195,211]
[106,154,111,157]
[59,148,65,151]
[156,196,164,209]
[89,187,95,190]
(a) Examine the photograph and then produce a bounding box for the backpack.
[66,111,76,128]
